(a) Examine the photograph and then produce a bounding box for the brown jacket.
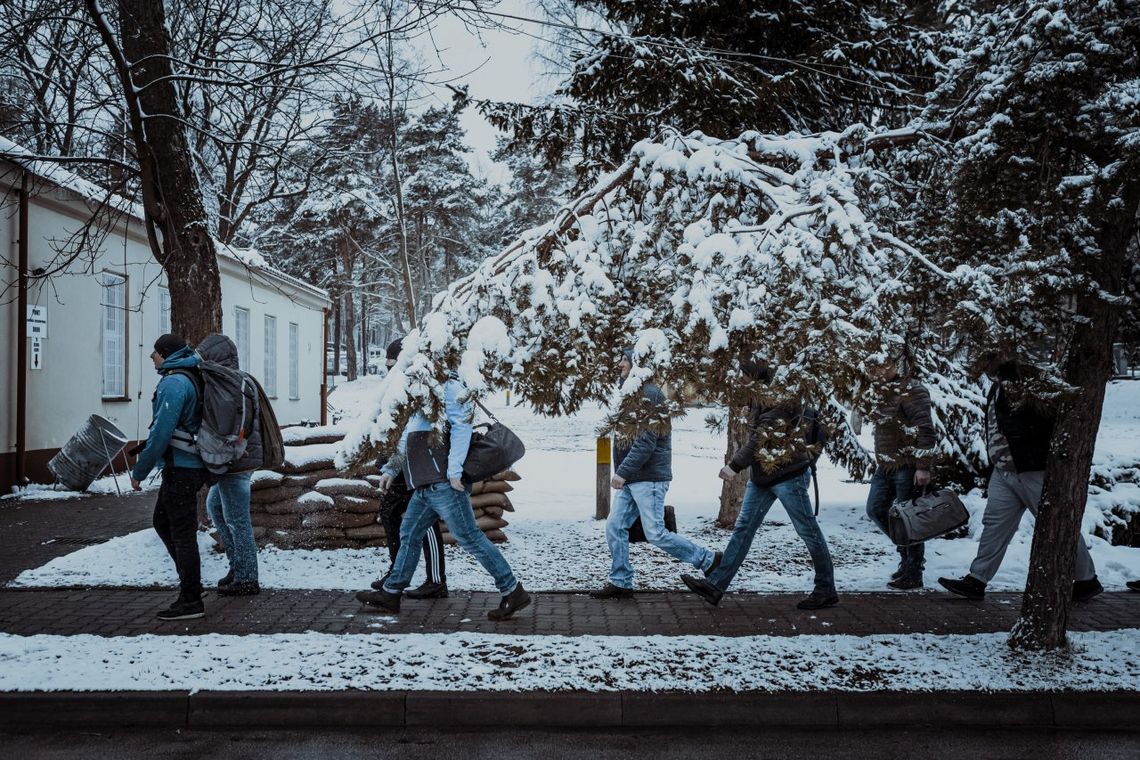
[870,379,937,471]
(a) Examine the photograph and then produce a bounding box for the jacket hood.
[159,344,199,371]
[196,333,240,369]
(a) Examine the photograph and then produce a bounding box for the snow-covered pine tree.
[338,126,965,483]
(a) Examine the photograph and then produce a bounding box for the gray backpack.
[168,362,259,474]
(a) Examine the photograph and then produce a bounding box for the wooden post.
[596,436,611,520]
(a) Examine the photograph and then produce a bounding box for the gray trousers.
[969,469,1096,584]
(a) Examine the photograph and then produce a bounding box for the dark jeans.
[378,487,445,584]
[152,467,209,602]
[865,467,925,573]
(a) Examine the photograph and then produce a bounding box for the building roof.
[0,135,329,307]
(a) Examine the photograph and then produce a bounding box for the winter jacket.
[381,376,474,489]
[132,345,205,480]
[986,380,1054,473]
[870,379,937,471]
[728,402,815,487]
[195,333,264,472]
[613,382,672,483]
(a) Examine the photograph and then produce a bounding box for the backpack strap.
[162,368,204,460]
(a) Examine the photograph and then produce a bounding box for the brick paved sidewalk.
[2,587,1137,637]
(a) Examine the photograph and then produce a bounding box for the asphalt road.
[1,727,1138,759]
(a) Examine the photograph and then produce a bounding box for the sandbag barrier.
[242,429,516,550]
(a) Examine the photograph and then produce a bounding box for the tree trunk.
[1008,191,1138,651]
[333,298,341,377]
[89,0,221,343]
[360,291,368,376]
[340,235,358,382]
[716,411,750,527]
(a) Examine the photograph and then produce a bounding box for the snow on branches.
[338,125,977,474]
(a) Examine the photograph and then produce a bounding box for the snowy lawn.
[9,380,1140,592]
[0,629,1136,693]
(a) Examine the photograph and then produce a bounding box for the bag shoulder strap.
[473,397,498,423]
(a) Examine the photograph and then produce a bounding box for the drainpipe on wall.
[320,307,329,426]
[15,170,29,487]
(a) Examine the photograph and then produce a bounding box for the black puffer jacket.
[729,402,815,487]
[196,333,264,472]
[988,381,1055,473]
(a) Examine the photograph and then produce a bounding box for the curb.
[1,690,1137,730]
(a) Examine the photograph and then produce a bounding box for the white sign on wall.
[27,305,48,338]
[31,337,43,370]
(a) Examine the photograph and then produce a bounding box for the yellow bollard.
[596,436,612,520]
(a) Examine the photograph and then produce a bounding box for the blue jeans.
[865,467,925,573]
[384,481,518,596]
[708,471,836,594]
[606,480,715,589]
[205,471,258,583]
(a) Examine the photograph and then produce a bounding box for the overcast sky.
[419,1,548,183]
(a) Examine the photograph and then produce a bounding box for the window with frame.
[289,322,300,400]
[264,314,278,397]
[235,306,250,371]
[101,271,127,398]
[158,287,171,335]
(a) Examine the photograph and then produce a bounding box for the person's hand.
[130,477,142,491]
[719,465,735,481]
[914,469,932,487]
[449,477,464,491]
[377,473,393,494]
[611,474,626,490]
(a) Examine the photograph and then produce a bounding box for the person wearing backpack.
[681,357,838,610]
[355,367,530,621]
[591,348,720,599]
[862,349,937,590]
[196,334,265,596]
[130,334,209,621]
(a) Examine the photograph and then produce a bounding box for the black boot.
[218,580,260,597]
[589,583,634,599]
[356,589,401,613]
[1072,576,1103,602]
[406,580,449,599]
[681,573,723,606]
[704,551,723,577]
[938,575,986,600]
[796,590,839,610]
[1127,580,1140,593]
[488,583,531,620]
[217,570,235,588]
[370,571,391,591]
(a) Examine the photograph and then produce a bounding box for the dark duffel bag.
[888,488,969,546]
[462,400,526,483]
[630,504,678,543]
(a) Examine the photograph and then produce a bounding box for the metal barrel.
[47,414,129,492]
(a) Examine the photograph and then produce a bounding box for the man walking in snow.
[368,338,448,599]
[355,361,528,620]
[130,334,209,621]
[681,356,838,610]
[862,348,937,590]
[938,354,1102,602]
[591,349,720,599]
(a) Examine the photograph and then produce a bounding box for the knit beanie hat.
[154,333,188,359]
[386,338,403,362]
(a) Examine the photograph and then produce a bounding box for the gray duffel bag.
[888,488,969,546]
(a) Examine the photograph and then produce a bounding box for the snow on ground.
[2,471,161,503]
[0,629,1136,693]
[10,382,1140,591]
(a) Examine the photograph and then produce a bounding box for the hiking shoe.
[1072,576,1104,602]
[681,573,724,606]
[1128,580,1140,593]
[356,589,401,613]
[938,575,986,600]
[887,573,924,590]
[156,598,205,621]
[796,590,839,610]
[217,570,234,588]
[589,583,634,599]
[406,581,449,599]
[488,583,531,621]
[890,561,906,581]
[217,581,260,597]
[704,551,723,577]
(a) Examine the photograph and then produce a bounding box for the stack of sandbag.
[241,426,516,549]
[438,470,518,545]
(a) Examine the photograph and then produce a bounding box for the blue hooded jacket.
[614,382,672,483]
[131,345,205,480]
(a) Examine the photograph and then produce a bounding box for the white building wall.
[2,172,328,476]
